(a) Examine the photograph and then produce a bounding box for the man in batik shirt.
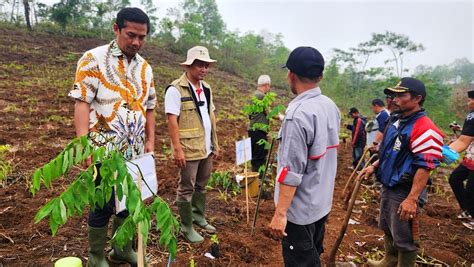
[69,7,156,267]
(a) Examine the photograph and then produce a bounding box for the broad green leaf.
[31,169,42,194]
[34,198,56,223]
[56,154,64,176]
[67,148,74,169]
[49,216,59,236]
[116,184,123,201]
[74,144,83,164]
[43,163,52,188]
[59,199,67,224]
[62,152,69,173]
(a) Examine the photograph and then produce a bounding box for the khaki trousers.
[177,155,213,201]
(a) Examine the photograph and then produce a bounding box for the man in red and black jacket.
[362,77,445,266]
[346,107,367,170]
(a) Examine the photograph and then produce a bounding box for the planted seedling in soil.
[210,234,221,258]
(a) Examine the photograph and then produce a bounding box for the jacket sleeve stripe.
[411,128,443,148]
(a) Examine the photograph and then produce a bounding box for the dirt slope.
[0,26,472,266]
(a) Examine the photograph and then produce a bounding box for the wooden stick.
[328,154,377,265]
[328,172,366,265]
[251,137,276,236]
[137,172,145,267]
[243,139,249,225]
[342,147,370,195]
[343,154,378,210]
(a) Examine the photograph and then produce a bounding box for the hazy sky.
[154,0,473,71]
[39,0,473,71]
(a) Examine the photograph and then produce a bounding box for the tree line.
[1,0,473,129]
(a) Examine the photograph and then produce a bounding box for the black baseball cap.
[384,77,426,98]
[468,83,474,99]
[348,107,359,115]
[282,46,324,78]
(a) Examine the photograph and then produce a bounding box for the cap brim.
[281,64,287,69]
[384,87,408,95]
[180,57,217,66]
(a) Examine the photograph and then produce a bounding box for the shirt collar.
[291,87,322,104]
[109,40,142,62]
[186,76,202,91]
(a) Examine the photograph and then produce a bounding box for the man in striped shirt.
[362,77,444,267]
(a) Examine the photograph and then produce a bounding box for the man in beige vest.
[164,46,219,243]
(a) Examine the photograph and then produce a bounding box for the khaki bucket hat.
[180,46,217,66]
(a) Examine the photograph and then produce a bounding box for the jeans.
[352,146,365,170]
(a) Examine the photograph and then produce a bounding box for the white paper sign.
[235,138,252,165]
[116,153,158,213]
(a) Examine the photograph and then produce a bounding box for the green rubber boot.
[108,217,137,267]
[87,226,109,267]
[367,235,398,267]
[191,192,216,233]
[397,250,417,267]
[177,200,204,243]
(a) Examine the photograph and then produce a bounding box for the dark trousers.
[248,130,268,172]
[282,215,328,267]
[449,164,474,215]
[88,164,129,227]
[379,186,418,252]
[352,146,365,170]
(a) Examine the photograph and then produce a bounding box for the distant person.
[69,7,156,266]
[248,75,271,172]
[365,119,378,150]
[385,91,395,113]
[165,46,219,243]
[369,98,390,152]
[346,107,367,170]
[268,47,340,266]
[445,85,474,229]
[362,77,445,267]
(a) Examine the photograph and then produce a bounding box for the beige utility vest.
[167,73,219,160]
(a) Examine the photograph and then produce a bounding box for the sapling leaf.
[59,199,67,224]
[34,198,56,223]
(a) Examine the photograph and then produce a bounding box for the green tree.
[196,0,225,45]
[367,31,424,77]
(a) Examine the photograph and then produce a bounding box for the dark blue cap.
[384,77,426,98]
[283,46,324,78]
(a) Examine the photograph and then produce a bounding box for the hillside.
[0,27,472,266]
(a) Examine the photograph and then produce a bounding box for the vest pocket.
[179,101,198,130]
[179,128,205,156]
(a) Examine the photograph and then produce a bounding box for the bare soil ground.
[0,27,472,266]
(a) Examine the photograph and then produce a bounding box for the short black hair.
[409,91,425,106]
[116,7,150,34]
[371,98,385,107]
[294,73,322,84]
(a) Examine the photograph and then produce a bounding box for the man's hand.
[174,147,186,169]
[398,197,417,221]
[360,165,376,179]
[145,140,154,153]
[268,212,288,239]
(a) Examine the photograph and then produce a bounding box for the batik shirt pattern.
[69,40,157,159]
